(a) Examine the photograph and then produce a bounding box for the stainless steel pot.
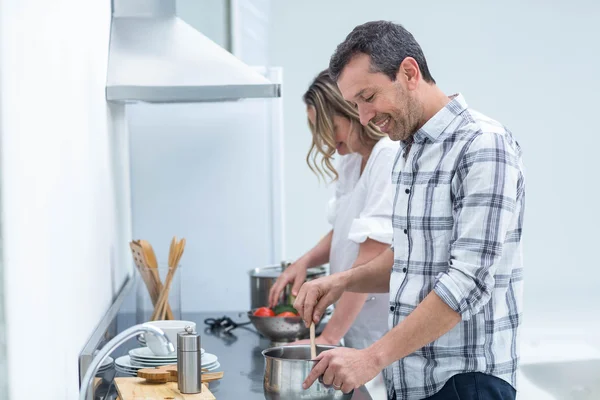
[262,345,353,400]
[248,261,327,309]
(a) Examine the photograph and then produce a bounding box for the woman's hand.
[268,260,308,308]
[268,231,333,308]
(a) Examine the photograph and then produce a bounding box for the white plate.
[201,353,218,367]
[115,369,137,377]
[129,358,176,366]
[117,354,218,371]
[101,356,114,367]
[115,355,145,370]
[115,368,136,376]
[205,361,220,371]
[95,367,112,376]
[128,349,215,365]
[129,358,175,368]
[130,346,205,360]
[115,364,136,371]
[115,361,221,376]
[129,347,177,360]
[202,362,217,370]
[129,356,216,368]
[97,364,112,372]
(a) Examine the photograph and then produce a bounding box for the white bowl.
[143,320,196,356]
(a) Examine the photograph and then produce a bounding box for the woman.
[268,69,398,399]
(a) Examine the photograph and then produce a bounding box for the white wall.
[268,0,600,325]
[0,115,6,400]
[0,7,7,394]
[0,1,132,399]
[125,98,279,313]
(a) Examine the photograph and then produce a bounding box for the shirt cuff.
[434,274,467,317]
[434,260,495,321]
[348,217,393,244]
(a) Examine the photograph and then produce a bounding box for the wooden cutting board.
[115,377,216,400]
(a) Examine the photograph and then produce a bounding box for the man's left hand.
[303,347,381,394]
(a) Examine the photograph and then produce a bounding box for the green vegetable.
[273,304,298,315]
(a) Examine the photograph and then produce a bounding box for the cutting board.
[115,377,216,400]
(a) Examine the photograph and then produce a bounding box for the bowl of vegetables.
[248,304,319,342]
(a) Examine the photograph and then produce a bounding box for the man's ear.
[397,57,420,90]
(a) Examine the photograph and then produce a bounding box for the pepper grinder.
[177,325,202,393]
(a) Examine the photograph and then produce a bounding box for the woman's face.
[307,106,360,156]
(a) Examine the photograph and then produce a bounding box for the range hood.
[106,0,281,103]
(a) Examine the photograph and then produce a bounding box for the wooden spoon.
[140,240,174,320]
[310,322,317,360]
[153,237,186,320]
[161,238,185,319]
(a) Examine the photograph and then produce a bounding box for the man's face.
[337,53,422,142]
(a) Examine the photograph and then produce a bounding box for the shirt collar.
[402,93,468,147]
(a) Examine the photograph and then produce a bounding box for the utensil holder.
[136,263,182,323]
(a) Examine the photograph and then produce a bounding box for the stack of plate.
[129,347,179,366]
[115,355,144,376]
[95,356,114,376]
[115,347,220,377]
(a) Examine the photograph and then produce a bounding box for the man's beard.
[388,87,422,142]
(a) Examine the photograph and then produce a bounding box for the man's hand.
[293,274,346,327]
[303,347,382,394]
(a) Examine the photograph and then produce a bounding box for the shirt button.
[405,188,410,194]
[403,229,408,234]
[402,268,407,273]
[390,306,395,312]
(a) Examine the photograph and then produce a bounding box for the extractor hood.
[106,0,281,103]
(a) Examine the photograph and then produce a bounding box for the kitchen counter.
[94,311,372,400]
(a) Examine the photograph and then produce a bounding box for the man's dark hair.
[329,21,435,84]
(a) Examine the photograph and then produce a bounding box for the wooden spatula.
[130,241,159,306]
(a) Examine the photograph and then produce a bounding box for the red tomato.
[276,311,297,317]
[253,307,275,317]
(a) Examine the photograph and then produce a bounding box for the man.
[293,21,525,400]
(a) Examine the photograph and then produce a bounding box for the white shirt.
[327,137,399,349]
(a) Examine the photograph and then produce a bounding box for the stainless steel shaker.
[177,325,202,393]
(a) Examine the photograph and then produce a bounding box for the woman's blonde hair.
[303,69,385,182]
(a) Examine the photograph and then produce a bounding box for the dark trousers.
[389,372,516,400]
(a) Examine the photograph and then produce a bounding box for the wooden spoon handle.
[153,238,185,320]
[310,322,317,360]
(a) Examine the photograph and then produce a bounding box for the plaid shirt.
[385,94,525,399]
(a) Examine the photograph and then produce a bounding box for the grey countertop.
[94,311,372,400]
